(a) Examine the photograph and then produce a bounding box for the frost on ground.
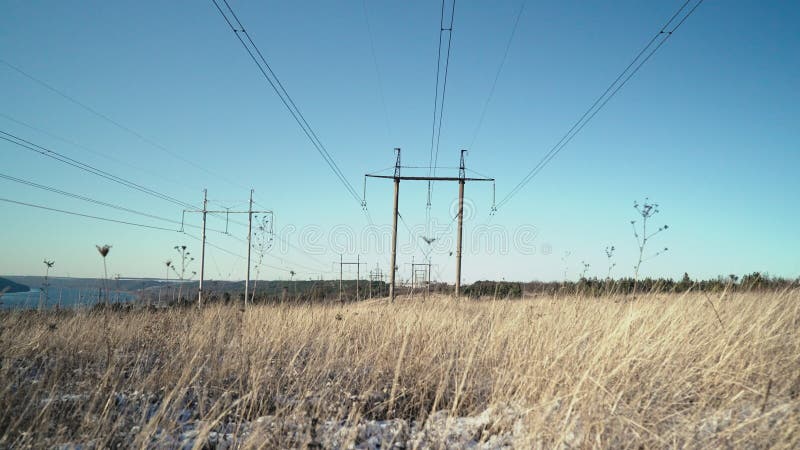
[49,391,799,449]
[55,398,530,450]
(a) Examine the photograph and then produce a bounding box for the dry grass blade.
[0,290,797,448]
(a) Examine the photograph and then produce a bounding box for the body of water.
[0,287,137,309]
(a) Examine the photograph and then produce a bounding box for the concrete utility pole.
[411,259,433,298]
[183,189,272,307]
[337,255,366,302]
[365,149,494,300]
[199,189,207,306]
[245,189,253,306]
[369,264,384,299]
[455,150,466,297]
[390,148,401,301]
[410,255,414,301]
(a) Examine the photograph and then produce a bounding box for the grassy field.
[1,289,798,448]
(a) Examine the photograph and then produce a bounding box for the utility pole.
[411,260,433,299]
[410,255,414,301]
[245,189,253,306]
[390,148,400,301]
[337,255,366,302]
[183,189,272,308]
[369,263,383,299]
[357,254,361,300]
[455,150,466,297]
[365,149,494,299]
[199,189,207,307]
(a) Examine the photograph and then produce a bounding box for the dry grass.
[0,289,798,448]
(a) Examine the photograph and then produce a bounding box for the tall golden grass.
[0,289,798,448]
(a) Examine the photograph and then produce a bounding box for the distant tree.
[741,272,764,290]
[678,272,692,291]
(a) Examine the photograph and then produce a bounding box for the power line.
[0,172,180,226]
[397,211,431,258]
[430,0,457,178]
[210,0,363,207]
[0,171,229,234]
[1,194,319,279]
[0,129,236,227]
[1,130,196,209]
[362,0,392,140]
[425,0,457,238]
[0,58,245,189]
[183,232,327,277]
[469,0,527,149]
[0,197,180,232]
[0,112,191,192]
[496,0,704,210]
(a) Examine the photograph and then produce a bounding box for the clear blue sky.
[1,0,798,283]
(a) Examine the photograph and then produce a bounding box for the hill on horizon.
[0,277,30,294]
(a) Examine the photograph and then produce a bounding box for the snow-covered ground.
[53,395,531,449]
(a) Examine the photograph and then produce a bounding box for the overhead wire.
[425,0,457,240]
[496,0,704,210]
[426,0,457,192]
[0,58,245,189]
[397,210,433,258]
[0,112,191,192]
[1,192,321,280]
[210,0,364,208]
[427,0,447,176]
[1,130,198,210]
[362,0,392,140]
[469,0,527,149]
[0,130,238,226]
[430,0,457,178]
[0,197,181,232]
[0,172,223,233]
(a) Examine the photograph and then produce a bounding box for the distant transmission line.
[0,58,244,189]
[0,197,180,232]
[0,172,226,234]
[1,130,196,210]
[210,0,364,207]
[428,0,457,178]
[469,0,527,149]
[362,0,392,141]
[0,195,314,276]
[0,129,242,227]
[496,0,705,210]
[0,112,193,194]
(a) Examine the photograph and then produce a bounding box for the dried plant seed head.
[96,244,111,257]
